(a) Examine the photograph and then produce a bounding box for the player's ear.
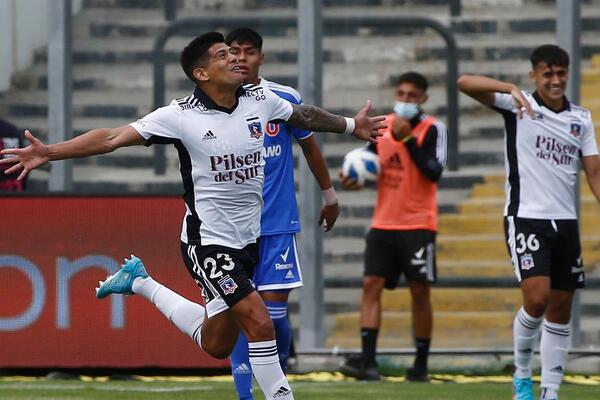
[528,69,536,83]
[259,52,265,66]
[419,93,428,105]
[193,67,210,82]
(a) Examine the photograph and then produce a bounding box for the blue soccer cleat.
[95,255,148,299]
[513,376,534,400]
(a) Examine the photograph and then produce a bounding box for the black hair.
[530,44,570,69]
[395,71,428,92]
[180,32,225,83]
[225,27,263,50]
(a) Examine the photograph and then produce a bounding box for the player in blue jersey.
[225,27,339,400]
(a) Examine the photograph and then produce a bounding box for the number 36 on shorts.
[514,233,540,254]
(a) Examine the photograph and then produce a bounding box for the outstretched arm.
[0,125,145,180]
[288,100,386,144]
[298,135,339,231]
[457,74,534,118]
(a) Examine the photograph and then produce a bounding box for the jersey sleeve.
[492,92,517,112]
[581,112,599,156]
[404,123,445,182]
[264,88,294,123]
[129,101,182,144]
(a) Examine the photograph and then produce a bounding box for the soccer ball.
[341,147,380,186]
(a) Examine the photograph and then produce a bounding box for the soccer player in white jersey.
[458,44,600,400]
[224,27,338,400]
[0,32,385,400]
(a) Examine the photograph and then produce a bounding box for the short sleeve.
[493,92,516,112]
[581,114,599,157]
[264,88,294,123]
[130,101,182,144]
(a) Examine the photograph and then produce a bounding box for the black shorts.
[504,216,585,290]
[364,228,437,289]
[180,241,258,318]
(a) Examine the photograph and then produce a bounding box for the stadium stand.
[1,0,599,350]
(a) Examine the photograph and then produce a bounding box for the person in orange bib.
[339,72,447,382]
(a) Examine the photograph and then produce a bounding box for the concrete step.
[324,315,600,348]
[582,82,600,99]
[440,213,600,236]
[28,59,535,92]
[3,111,514,147]
[379,288,521,312]
[21,155,488,194]
[78,3,600,39]
[327,311,600,348]
[458,196,600,214]
[583,68,600,84]
[470,181,596,198]
[330,310,515,337]
[322,260,514,280]
[325,333,514,349]
[32,31,600,68]
[1,86,485,121]
[322,235,600,263]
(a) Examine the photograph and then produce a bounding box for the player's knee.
[525,295,548,317]
[245,315,275,342]
[202,337,234,359]
[362,276,384,298]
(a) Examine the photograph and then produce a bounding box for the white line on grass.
[0,382,215,393]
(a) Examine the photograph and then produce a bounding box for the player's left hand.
[352,100,387,144]
[319,203,339,232]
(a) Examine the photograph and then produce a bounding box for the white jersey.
[493,91,598,219]
[130,85,293,248]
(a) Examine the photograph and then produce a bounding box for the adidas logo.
[273,386,291,398]
[550,365,564,373]
[202,130,217,140]
[233,363,252,374]
[383,153,403,169]
[285,270,295,279]
[521,348,533,354]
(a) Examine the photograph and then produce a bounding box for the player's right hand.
[0,130,50,180]
[339,172,363,191]
[510,86,535,119]
[352,100,387,144]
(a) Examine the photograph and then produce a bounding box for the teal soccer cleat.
[95,255,148,299]
[513,376,534,400]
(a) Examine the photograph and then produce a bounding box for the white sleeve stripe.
[269,87,301,103]
[297,131,314,140]
[265,81,302,102]
[433,121,447,167]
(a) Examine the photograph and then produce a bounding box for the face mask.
[393,101,419,119]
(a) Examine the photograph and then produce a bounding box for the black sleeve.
[366,142,377,155]
[403,125,445,182]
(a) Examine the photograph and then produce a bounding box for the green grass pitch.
[1,377,599,399]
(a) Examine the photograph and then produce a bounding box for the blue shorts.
[254,233,303,291]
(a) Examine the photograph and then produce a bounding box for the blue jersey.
[260,78,312,235]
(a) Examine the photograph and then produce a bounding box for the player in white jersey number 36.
[458,44,600,400]
[0,32,386,400]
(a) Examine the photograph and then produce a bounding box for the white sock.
[132,277,205,347]
[513,307,543,379]
[249,340,294,400]
[540,320,570,397]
